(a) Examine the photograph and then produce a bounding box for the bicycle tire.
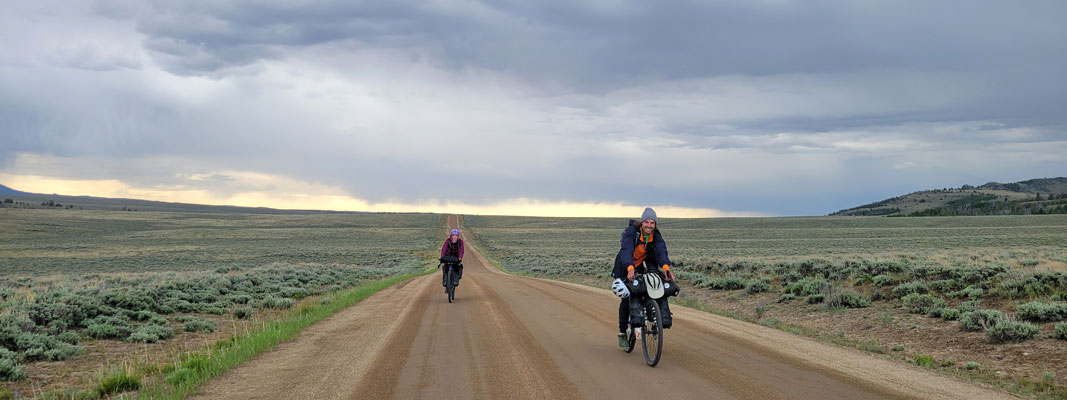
[641,299,663,367]
[446,269,454,303]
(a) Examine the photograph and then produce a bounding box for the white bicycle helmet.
[611,278,630,298]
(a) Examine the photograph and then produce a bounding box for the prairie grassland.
[0,209,445,395]
[464,214,1067,397]
[464,214,1067,275]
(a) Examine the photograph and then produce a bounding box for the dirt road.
[193,216,1016,399]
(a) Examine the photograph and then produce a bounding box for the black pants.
[619,296,672,333]
[441,263,463,286]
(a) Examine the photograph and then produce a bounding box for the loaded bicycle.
[620,272,674,367]
[439,255,461,303]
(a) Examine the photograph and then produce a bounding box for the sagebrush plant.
[984,317,1040,343]
[1016,301,1067,322]
[901,293,945,314]
[959,309,1006,331]
[1054,322,1067,340]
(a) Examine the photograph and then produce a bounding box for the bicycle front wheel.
[446,270,454,303]
[641,299,663,367]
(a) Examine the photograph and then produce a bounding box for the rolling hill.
[0,184,363,214]
[831,177,1067,216]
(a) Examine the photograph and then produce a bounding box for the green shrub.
[0,348,26,381]
[183,318,216,333]
[127,325,175,343]
[958,300,980,313]
[705,277,746,290]
[787,277,827,296]
[914,354,934,368]
[872,275,896,287]
[959,309,1006,331]
[938,308,961,321]
[1054,322,1067,340]
[985,319,1040,343]
[965,361,980,370]
[929,279,960,293]
[948,286,984,300]
[776,293,796,303]
[901,293,945,314]
[998,273,1050,298]
[200,305,226,315]
[228,294,253,305]
[1016,301,1067,322]
[233,307,253,320]
[13,333,84,362]
[262,297,295,309]
[85,322,131,340]
[319,297,333,305]
[96,372,139,397]
[891,281,928,298]
[807,294,825,304]
[745,280,770,294]
[825,288,870,309]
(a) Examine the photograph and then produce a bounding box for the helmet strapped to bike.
[611,278,630,298]
[644,273,665,299]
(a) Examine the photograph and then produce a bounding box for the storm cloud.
[2,0,1065,215]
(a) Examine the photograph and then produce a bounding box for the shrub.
[228,294,253,305]
[958,300,980,313]
[891,281,928,298]
[948,286,984,300]
[262,297,295,309]
[872,275,896,287]
[998,274,1050,298]
[705,277,746,291]
[1050,322,1067,340]
[807,294,825,304]
[183,318,216,333]
[965,361,980,370]
[929,279,960,293]
[0,348,26,381]
[127,325,175,343]
[1016,301,1067,322]
[85,322,132,340]
[776,293,796,303]
[13,333,84,362]
[233,307,253,320]
[959,309,1006,331]
[901,293,945,314]
[787,277,827,296]
[745,280,770,294]
[938,308,961,321]
[200,305,226,315]
[825,288,870,309]
[985,319,1040,343]
[319,297,333,305]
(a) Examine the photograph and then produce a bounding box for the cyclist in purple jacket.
[440,229,464,288]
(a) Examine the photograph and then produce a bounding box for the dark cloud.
[2,0,1066,215]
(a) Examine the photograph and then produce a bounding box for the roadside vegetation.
[464,214,1067,398]
[0,209,443,397]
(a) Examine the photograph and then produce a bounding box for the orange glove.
[662,265,674,281]
[626,265,635,280]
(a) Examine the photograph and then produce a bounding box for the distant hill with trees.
[831,177,1067,216]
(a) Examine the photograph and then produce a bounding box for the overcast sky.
[2,0,1065,216]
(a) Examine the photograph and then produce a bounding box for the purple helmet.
[450,229,460,235]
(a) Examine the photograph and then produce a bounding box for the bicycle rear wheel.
[641,299,663,367]
[446,270,454,303]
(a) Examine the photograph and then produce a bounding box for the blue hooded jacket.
[612,219,671,279]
